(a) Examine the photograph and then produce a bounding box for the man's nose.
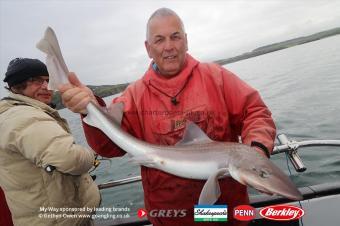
[164,38,174,50]
[41,80,49,88]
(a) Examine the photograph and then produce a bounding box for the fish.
[36,26,303,204]
[84,102,303,204]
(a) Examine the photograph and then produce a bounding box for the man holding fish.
[60,8,277,226]
[0,58,100,226]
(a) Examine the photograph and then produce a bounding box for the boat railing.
[98,176,141,190]
[97,134,340,190]
[273,134,340,172]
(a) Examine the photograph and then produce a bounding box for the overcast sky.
[1,0,339,98]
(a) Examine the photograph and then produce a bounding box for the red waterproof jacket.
[83,54,276,226]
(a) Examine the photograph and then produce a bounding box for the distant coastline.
[53,27,340,110]
[214,27,340,65]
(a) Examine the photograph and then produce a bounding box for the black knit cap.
[3,58,49,87]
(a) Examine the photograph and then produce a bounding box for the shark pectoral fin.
[175,121,213,146]
[228,164,246,186]
[198,168,229,205]
[129,155,155,167]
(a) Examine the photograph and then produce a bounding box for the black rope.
[149,74,193,106]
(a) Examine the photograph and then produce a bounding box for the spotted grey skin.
[84,102,303,203]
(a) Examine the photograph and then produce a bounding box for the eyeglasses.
[27,77,49,85]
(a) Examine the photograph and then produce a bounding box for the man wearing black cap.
[3,57,53,104]
[0,58,100,226]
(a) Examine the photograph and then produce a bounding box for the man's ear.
[10,87,20,94]
[144,41,152,58]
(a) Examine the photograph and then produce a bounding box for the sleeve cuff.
[251,141,270,158]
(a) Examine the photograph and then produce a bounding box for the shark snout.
[237,164,303,201]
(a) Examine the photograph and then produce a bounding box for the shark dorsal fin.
[175,121,213,146]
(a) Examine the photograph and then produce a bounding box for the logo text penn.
[233,205,256,221]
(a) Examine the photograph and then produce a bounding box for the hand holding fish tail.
[59,72,98,114]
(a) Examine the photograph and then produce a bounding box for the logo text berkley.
[259,205,304,221]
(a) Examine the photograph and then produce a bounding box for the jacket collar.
[7,92,57,114]
[143,53,199,95]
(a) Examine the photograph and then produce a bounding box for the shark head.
[229,159,303,200]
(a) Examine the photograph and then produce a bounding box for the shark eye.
[252,167,271,178]
[260,169,270,178]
